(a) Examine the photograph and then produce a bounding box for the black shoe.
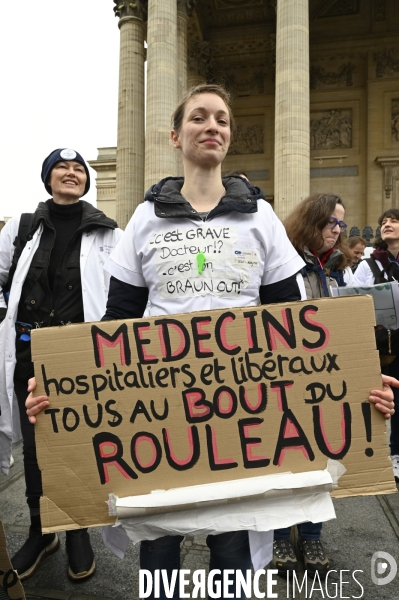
[66,529,96,581]
[11,529,60,580]
[271,539,298,576]
[298,538,330,576]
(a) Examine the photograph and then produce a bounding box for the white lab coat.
[0,215,122,474]
[353,257,386,286]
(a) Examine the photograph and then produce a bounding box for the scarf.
[371,248,399,281]
[301,248,346,296]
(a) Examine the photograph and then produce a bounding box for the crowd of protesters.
[0,84,397,596]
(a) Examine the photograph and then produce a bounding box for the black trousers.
[14,377,43,512]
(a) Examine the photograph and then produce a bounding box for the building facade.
[89,0,399,232]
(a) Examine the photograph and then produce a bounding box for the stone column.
[177,1,196,97]
[176,2,196,175]
[88,147,117,221]
[274,0,310,220]
[113,0,147,229]
[145,0,178,189]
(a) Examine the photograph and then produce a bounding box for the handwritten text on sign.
[32,297,390,529]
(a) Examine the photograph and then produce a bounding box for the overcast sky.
[0,1,120,220]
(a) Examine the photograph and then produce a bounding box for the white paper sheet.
[108,470,334,519]
[101,522,129,560]
[102,467,340,567]
[102,490,335,565]
[248,530,273,572]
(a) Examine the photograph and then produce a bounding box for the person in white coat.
[354,208,399,482]
[0,148,122,582]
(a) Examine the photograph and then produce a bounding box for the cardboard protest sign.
[31,296,396,532]
[0,520,25,600]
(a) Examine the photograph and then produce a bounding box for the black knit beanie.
[41,148,90,196]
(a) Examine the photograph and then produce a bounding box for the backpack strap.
[4,213,35,295]
[364,258,386,284]
[17,213,35,245]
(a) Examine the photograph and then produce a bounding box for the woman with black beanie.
[0,148,122,581]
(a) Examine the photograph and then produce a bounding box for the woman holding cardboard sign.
[101,87,394,596]
[100,83,307,600]
[26,86,395,599]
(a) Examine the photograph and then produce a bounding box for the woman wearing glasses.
[271,193,353,577]
[284,193,353,298]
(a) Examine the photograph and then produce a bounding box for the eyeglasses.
[326,217,347,232]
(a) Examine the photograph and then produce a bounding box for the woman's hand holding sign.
[369,375,397,419]
[26,377,49,424]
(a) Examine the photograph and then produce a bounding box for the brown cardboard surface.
[31,296,397,532]
[0,519,25,599]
